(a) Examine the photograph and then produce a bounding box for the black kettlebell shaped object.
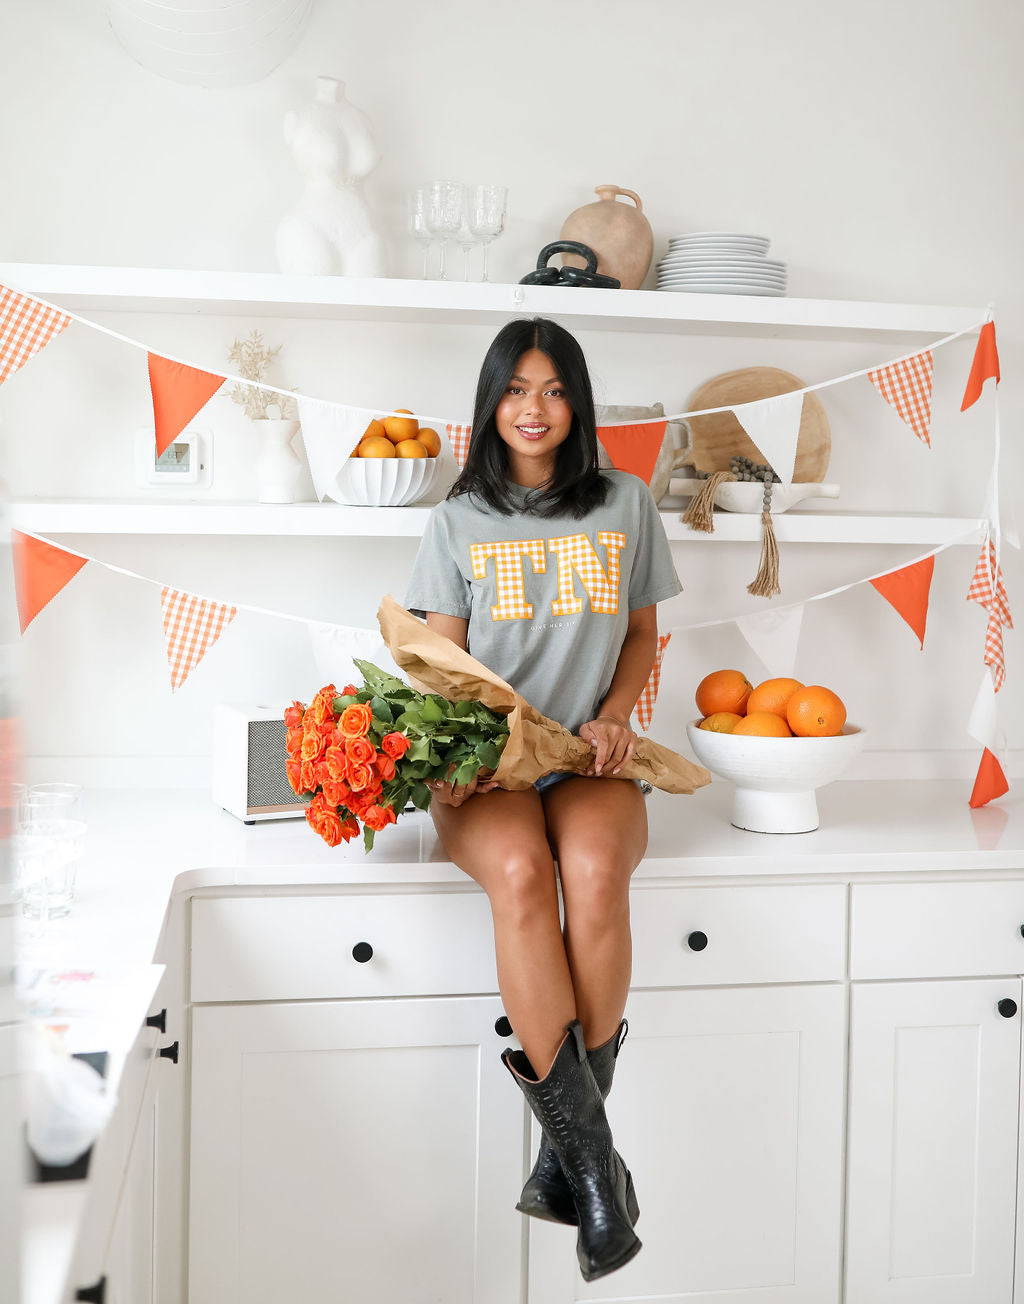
[519,241,621,289]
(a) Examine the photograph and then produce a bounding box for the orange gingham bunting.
[966,537,1013,690]
[1,286,71,385]
[445,423,471,468]
[161,588,237,691]
[635,633,671,732]
[868,349,934,446]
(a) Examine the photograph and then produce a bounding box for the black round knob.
[998,998,1018,1018]
[494,1016,513,1038]
[352,942,374,963]
[687,931,708,951]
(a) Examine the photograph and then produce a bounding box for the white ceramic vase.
[253,419,302,503]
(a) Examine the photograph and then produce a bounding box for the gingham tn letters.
[470,531,626,621]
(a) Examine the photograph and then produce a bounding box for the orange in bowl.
[695,669,753,718]
[787,686,846,737]
[732,711,793,737]
[416,427,442,457]
[383,409,419,443]
[395,439,427,458]
[746,677,804,720]
[699,711,744,733]
[358,435,397,458]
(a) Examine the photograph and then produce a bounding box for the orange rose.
[286,726,303,758]
[346,762,374,792]
[286,759,303,794]
[374,753,396,782]
[347,785,381,817]
[363,803,397,832]
[339,816,360,843]
[381,732,411,760]
[284,701,305,728]
[300,758,317,792]
[322,777,351,808]
[317,810,344,847]
[310,684,339,726]
[338,703,373,739]
[345,736,376,766]
[341,684,357,696]
[325,744,349,782]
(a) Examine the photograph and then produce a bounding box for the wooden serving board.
[682,366,831,482]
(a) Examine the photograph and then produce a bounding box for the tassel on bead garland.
[747,509,781,597]
[681,470,736,532]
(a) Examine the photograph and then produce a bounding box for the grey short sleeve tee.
[404,470,681,734]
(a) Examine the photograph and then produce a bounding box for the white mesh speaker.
[212,704,305,822]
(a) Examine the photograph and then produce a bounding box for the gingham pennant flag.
[966,537,1013,690]
[160,588,237,691]
[445,423,472,468]
[0,285,71,385]
[634,633,671,732]
[868,350,934,447]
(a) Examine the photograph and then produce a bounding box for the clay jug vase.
[559,187,654,289]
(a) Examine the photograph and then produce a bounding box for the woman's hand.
[578,713,638,777]
[426,766,500,807]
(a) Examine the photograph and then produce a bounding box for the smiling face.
[494,348,574,487]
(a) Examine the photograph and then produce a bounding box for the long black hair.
[447,317,610,518]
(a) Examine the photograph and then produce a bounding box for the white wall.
[1,0,1020,787]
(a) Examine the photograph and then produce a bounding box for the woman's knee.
[485,852,559,927]
[559,856,633,929]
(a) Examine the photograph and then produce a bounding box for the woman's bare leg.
[541,778,648,1049]
[431,786,576,1077]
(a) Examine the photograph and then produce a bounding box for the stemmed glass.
[455,218,481,280]
[468,185,507,283]
[407,188,434,279]
[424,180,466,282]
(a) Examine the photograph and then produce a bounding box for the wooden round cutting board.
[683,367,831,482]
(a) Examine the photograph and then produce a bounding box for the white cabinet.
[528,984,847,1304]
[845,978,1020,1303]
[188,995,524,1304]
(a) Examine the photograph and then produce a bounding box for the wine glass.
[425,181,466,282]
[455,218,481,280]
[407,188,435,279]
[468,185,507,283]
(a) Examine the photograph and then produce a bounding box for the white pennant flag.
[966,666,1006,754]
[307,621,404,690]
[296,397,378,501]
[731,390,805,485]
[735,605,805,678]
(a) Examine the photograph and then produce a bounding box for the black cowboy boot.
[502,1020,642,1282]
[516,1019,639,1227]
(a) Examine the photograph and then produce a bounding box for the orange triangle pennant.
[870,555,935,649]
[148,353,225,457]
[12,531,88,633]
[960,321,1000,411]
[596,421,666,487]
[969,746,1009,808]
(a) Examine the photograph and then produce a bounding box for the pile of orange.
[695,670,847,738]
[352,410,443,460]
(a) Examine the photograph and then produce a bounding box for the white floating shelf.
[0,263,986,339]
[7,500,986,545]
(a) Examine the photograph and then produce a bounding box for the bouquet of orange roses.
[285,658,510,851]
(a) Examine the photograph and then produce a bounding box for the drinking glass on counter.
[424,180,466,282]
[467,184,507,283]
[15,786,86,922]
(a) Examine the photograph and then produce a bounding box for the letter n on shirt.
[549,532,626,615]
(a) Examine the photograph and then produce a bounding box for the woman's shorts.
[533,771,651,796]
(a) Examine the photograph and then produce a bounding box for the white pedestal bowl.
[686,720,867,833]
[328,456,439,506]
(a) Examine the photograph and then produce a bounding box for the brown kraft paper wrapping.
[377,595,711,796]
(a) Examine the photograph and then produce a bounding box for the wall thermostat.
[134,426,213,489]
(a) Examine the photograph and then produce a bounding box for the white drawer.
[851,881,1024,979]
[190,891,499,1002]
[630,884,846,987]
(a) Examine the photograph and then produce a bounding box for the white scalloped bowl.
[686,719,867,833]
[327,456,440,507]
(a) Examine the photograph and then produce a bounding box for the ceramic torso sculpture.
[559,186,653,290]
[275,76,386,278]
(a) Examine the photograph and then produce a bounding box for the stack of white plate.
[655,233,787,296]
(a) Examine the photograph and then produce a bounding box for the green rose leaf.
[477,740,504,770]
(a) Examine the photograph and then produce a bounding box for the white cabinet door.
[527,984,846,1304]
[189,995,524,1304]
[845,978,1021,1303]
